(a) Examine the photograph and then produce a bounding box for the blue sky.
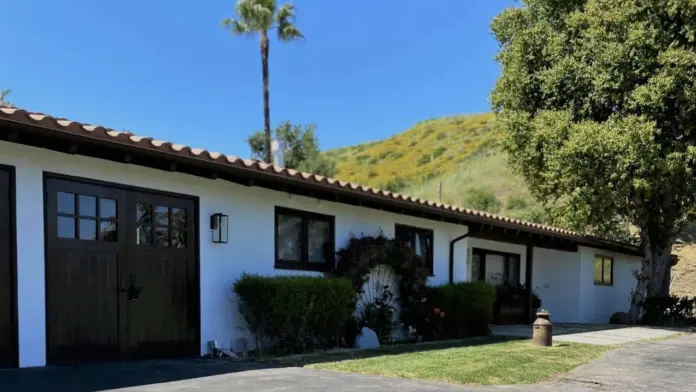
[1,0,515,156]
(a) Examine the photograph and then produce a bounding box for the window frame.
[471,248,521,285]
[274,206,335,272]
[593,255,614,286]
[395,223,435,275]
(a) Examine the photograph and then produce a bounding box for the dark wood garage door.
[44,175,199,364]
[0,166,17,368]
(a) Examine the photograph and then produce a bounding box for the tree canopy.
[491,0,696,318]
[248,121,336,177]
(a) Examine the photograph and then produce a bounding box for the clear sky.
[1,0,515,156]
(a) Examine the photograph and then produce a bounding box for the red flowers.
[433,307,445,318]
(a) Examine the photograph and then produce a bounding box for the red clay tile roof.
[0,106,636,250]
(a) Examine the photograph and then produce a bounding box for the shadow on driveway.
[0,336,514,392]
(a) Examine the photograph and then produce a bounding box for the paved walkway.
[0,334,694,391]
[491,324,684,345]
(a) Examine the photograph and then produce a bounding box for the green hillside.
[326,113,543,219]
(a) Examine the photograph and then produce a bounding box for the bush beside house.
[234,274,356,354]
[412,282,496,340]
[234,233,499,356]
[641,295,696,326]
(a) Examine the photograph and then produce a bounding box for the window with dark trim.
[471,248,521,285]
[56,192,118,242]
[275,207,335,271]
[395,224,434,275]
[593,255,613,286]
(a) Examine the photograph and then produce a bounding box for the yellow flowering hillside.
[327,113,501,190]
[325,113,543,219]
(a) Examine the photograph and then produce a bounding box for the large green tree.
[223,0,304,164]
[491,0,696,320]
[248,121,336,177]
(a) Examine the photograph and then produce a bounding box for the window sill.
[593,283,613,287]
[274,262,331,273]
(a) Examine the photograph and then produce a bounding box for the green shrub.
[368,156,379,165]
[356,154,370,163]
[413,282,496,340]
[506,195,530,211]
[432,146,447,159]
[465,188,502,213]
[436,132,447,140]
[381,177,409,192]
[642,295,696,326]
[368,170,378,179]
[233,274,356,354]
[416,154,431,166]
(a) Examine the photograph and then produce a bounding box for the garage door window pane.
[155,227,170,247]
[99,198,117,219]
[137,204,152,225]
[58,192,75,215]
[57,216,76,238]
[79,219,97,240]
[137,225,152,245]
[100,221,117,242]
[155,206,169,226]
[79,195,97,217]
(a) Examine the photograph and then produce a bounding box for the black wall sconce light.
[210,213,229,243]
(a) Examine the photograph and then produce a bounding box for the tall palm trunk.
[260,31,272,163]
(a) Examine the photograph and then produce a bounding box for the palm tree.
[223,0,304,164]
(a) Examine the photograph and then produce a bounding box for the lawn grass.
[300,337,608,386]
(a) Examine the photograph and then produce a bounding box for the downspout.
[449,227,479,284]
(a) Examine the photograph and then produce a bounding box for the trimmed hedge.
[415,282,496,340]
[233,274,356,354]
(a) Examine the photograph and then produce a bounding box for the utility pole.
[438,181,443,203]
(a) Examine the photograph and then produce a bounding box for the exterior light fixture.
[210,213,229,243]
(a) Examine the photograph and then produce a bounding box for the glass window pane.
[172,227,187,248]
[99,198,117,219]
[137,225,152,245]
[603,258,613,285]
[155,206,169,226]
[471,254,482,281]
[79,218,97,240]
[172,208,186,228]
[100,221,118,242]
[308,219,331,263]
[57,216,76,238]
[277,214,302,261]
[57,192,75,214]
[79,195,97,217]
[136,204,152,226]
[155,227,170,247]
[593,257,603,283]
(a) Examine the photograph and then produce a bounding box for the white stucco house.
[0,106,644,369]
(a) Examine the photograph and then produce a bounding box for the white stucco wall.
[0,139,643,367]
[578,246,642,323]
[531,248,582,322]
[0,140,471,367]
[462,239,641,324]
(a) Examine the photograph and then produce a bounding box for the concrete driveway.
[491,324,684,345]
[0,334,694,392]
